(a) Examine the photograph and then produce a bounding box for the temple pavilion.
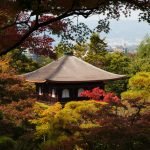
[23,53,126,103]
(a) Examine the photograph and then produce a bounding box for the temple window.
[39,86,42,95]
[62,89,70,98]
[78,88,84,97]
[52,89,56,98]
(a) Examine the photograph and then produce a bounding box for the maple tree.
[0,0,149,57]
[0,98,35,126]
[80,87,121,106]
[0,73,34,103]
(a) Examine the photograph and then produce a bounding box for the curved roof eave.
[26,75,127,83]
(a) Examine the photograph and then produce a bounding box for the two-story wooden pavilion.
[23,53,126,103]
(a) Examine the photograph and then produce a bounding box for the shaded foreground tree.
[0,0,149,57]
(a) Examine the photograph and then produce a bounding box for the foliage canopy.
[0,0,149,57]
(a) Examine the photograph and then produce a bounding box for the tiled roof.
[23,55,126,83]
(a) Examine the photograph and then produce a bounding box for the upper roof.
[23,55,126,83]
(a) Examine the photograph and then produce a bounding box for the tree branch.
[0,11,74,56]
[0,12,32,30]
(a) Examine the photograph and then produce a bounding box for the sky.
[75,11,150,47]
[52,11,150,49]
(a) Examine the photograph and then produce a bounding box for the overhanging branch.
[0,11,74,56]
